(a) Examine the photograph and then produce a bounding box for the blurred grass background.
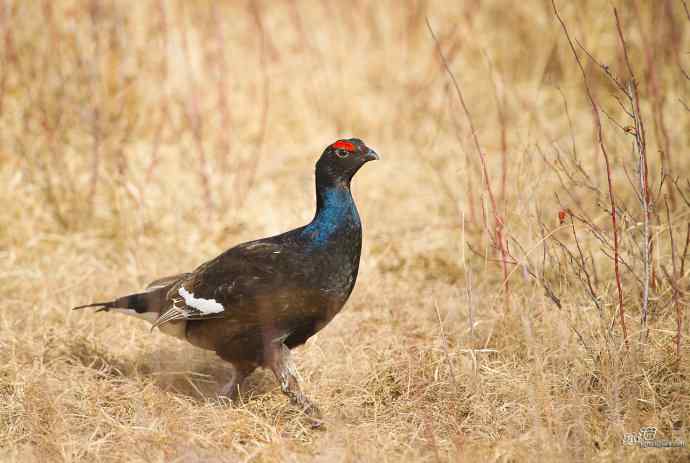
[1,0,689,461]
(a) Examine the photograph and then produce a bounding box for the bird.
[73,138,379,417]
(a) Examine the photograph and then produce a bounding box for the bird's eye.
[335,149,349,158]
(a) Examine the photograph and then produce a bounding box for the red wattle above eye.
[332,140,355,152]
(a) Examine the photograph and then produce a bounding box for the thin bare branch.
[552,0,628,347]
[426,17,511,310]
[615,9,651,342]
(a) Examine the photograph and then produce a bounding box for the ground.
[1,1,689,461]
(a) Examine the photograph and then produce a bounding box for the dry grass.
[1,0,690,461]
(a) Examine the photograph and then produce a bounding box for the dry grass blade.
[2,1,689,461]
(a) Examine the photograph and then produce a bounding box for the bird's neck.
[302,180,361,247]
[315,177,351,210]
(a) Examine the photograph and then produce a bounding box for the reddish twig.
[680,222,690,278]
[484,51,509,214]
[426,18,511,311]
[631,2,675,207]
[614,8,651,342]
[552,1,628,347]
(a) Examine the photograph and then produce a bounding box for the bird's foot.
[287,393,323,428]
[266,343,324,427]
[298,398,323,428]
[301,399,321,417]
[287,391,322,417]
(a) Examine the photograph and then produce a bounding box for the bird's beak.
[364,148,380,162]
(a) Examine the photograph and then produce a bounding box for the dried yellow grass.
[1,1,689,461]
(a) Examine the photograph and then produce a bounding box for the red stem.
[552,1,628,346]
[426,18,511,310]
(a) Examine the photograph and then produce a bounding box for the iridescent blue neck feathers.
[302,185,360,248]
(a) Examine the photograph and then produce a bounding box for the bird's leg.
[218,361,256,400]
[265,343,321,418]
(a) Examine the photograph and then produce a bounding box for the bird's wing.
[145,273,191,290]
[152,240,299,330]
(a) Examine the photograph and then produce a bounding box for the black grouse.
[73,138,378,417]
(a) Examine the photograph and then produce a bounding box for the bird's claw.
[301,401,323,428]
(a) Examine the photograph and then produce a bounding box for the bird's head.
[315,138,379,187]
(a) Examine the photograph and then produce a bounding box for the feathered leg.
[265,343,321,419]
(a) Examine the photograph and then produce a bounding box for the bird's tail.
[72,291,163,316]
[72,300,116,312]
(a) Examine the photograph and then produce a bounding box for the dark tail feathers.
[72,300,116,312]
[72,291,162,314]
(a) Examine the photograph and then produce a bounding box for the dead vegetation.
[1,0,689,461]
